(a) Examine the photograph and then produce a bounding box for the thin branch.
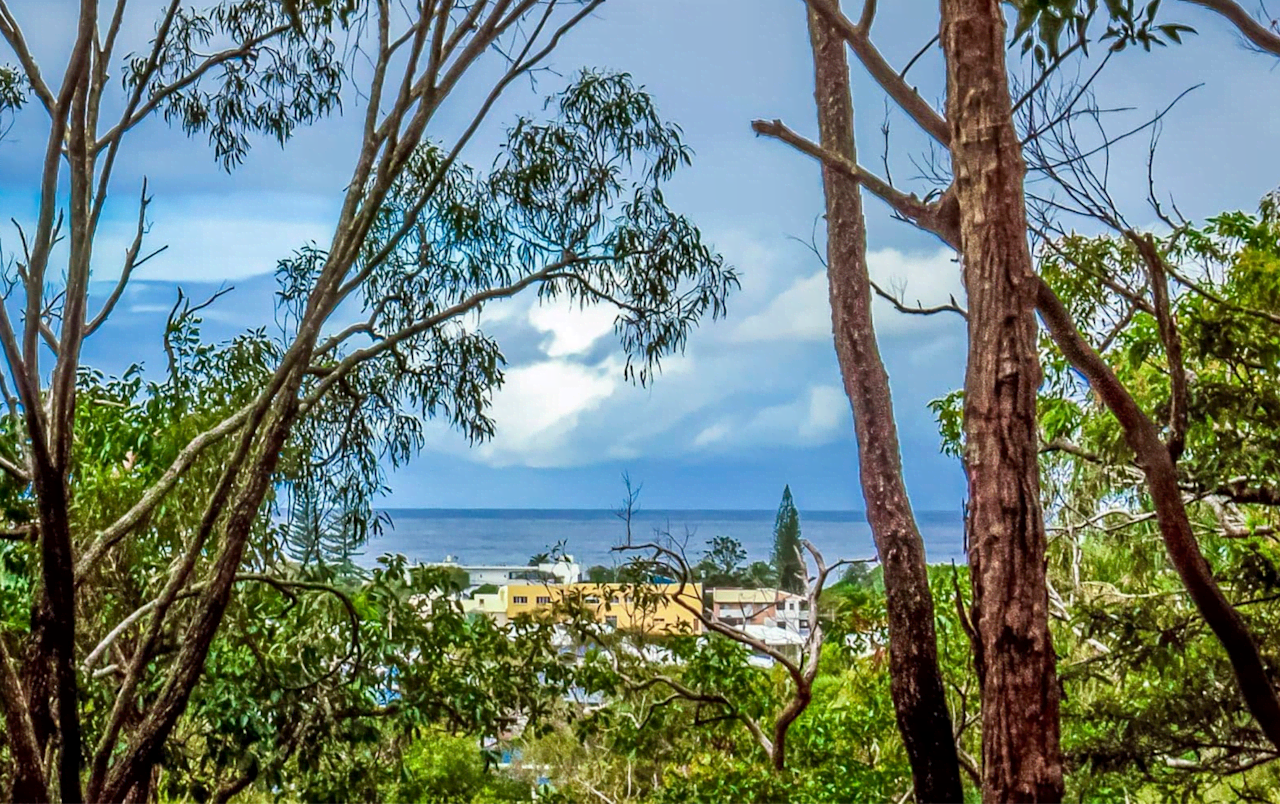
[869,278,967,319]
[87,179,163,336]
[900,34,939,79]
[1181,0,1280,56]
[1013,40,1084,113]
[1127,231,1188,460]
[303,256,596,412]
[801,0,950,145]
[0,1,56,113]
[751,117,960,248]
[93,21,291,154]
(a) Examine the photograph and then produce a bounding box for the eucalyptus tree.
[754,0,1280,797]
[1032,195,1280,798]
[758,0,1059,795]
[796,5,963,802]
[0,1,734,801]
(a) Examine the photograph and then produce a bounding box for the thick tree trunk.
[939,0,1064,801]
[806,6,965,802]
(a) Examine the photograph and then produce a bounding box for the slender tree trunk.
[1035,278,1280,749]
[806,5,965,802]
[939,0,1063,800]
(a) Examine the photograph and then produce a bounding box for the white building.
[433,554,582,587]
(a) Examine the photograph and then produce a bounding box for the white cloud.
[527,301,619,358]
[730,271,831,342]
[693,421,732,448]
[413,230,963,472]
[472,359,619,467]
[693,385,850,451]
[800,384,848,441]
[728,247,963,343]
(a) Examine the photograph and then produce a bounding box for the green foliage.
[0,64,25,112]
[158,556,577,802]
[395,733,530,804]
[772,486,805,595]
[520,562,986,804]
[137,0,350,169]
[275,71,736,564]
[1031,192,1280,801]
[1010,0,1196,66]
[928,389,965,458]
[694,536,776,588]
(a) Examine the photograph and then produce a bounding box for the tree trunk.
[1036,278,1280,749]
[939,0,1064,800]
[806,5,965,802]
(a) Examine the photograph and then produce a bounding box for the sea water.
[361,508,966,570]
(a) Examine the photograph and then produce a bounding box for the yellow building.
[499,582,703,634]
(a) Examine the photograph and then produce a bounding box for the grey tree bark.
[805,4,965,802]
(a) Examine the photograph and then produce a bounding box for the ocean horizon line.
[377,507,963,521]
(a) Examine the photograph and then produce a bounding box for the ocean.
[361,508,966,570]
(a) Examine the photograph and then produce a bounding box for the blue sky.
[1,1,1278,511]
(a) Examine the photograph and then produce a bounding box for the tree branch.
[0,1,56,113]
[750,117,959,248]
[1035,276,1280,752]
[801,0,950,145]
[75,405,254,580]
[870,278,967,319]
[86,180,164,337]
[1181,0,1280,57]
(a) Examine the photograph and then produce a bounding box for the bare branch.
[870,278,967,319]
[801,0,950,145]
[750,118,960,248]
[1181,0,1280,57]
[0,1,56,113]
[86,179,162,337]
[900,34,939,80]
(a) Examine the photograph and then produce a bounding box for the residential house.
[709,588,810,635]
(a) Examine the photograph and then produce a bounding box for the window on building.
[605,616,618,628]
[513,596,528,604]
[536,596,551,605]
[585,595,601,604]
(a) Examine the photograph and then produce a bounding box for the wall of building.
[499,583,703,634]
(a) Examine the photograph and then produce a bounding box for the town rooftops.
[710,588,803,604]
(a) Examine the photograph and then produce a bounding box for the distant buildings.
[462,582,703,634]
[708,588,810,635]
[434,553,817,656]
[433,554,583,586]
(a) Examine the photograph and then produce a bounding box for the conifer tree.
[771,485,805,594]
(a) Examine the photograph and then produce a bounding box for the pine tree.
[771,485,805,594]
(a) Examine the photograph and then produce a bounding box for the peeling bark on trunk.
[940,0,1064,800]
[806,5,965,802]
